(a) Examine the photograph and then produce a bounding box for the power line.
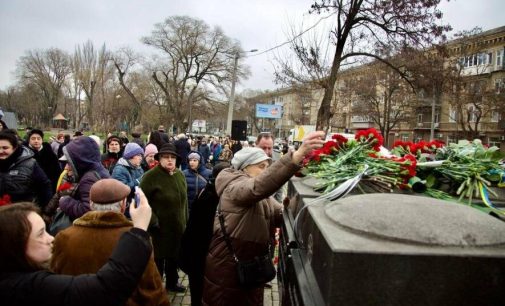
[248,12,336,57]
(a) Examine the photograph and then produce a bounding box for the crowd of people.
[0,122,324,306]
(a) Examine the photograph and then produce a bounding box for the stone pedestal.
[278,177,505,306]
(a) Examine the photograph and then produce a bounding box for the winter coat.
[140,165,188,260]
[0,228,153,306]
[59,137,110,220]
[112,158,144,192]
[179,178,219,276]
[0,146,52,208]
[182,151,212,210]
[198,144,211,163]
[174,138,191,168]
[101,151,121,174]
[131,137,145,149]
[28,142,61,192]
[202,152,301,306]
[50,211,170,306]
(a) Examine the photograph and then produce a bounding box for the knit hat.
[231,147,271,170]
[28,129,44,139]
[90,179,130,204]
[144,143,158,157]
[187,152,200,161]
[89,135,101,148]
[123,143,144,159]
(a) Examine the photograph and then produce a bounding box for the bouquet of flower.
[303,128,417,193]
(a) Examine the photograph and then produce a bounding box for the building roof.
[52,113,67,121]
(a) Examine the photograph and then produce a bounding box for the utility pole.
[226,49,258,136]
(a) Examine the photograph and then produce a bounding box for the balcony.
[414,122,441,129]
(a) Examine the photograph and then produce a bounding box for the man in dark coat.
[25,129,61,192]
[174,133,191,170]
[198,139,211,164]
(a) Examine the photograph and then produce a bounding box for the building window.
[434,113,440,123]
[449,108,457,123]
[468,106,477,122]
[488,137,500,148]
[497,49,504,68]
[491,110,501,123]
[401,134,410,142]
[417,114,423,123]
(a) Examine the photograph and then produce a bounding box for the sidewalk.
[167,271,280,306]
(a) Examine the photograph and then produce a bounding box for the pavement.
[167,271,280,306]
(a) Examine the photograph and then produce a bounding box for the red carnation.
[57,182,74,192]
[0,194,11,206]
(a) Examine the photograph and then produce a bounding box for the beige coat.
[202,152,301,306]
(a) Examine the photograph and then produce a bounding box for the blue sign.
[255,104,282,119]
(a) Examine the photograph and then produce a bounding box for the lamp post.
[226,49,258,136]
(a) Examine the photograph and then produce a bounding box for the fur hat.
[144,143,158,157]
[231,147,271,170]
[90,179,130,204]
[123,143,144,159]
[155,143,179,160]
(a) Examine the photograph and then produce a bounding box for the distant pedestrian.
[183,151,211,212]
[158,125,170,143]
[101,135,123,174]
[25,129,61,192]
[174,133,191,170]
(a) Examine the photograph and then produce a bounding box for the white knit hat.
[231,147,271,170]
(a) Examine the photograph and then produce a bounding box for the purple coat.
[59,136,110,219]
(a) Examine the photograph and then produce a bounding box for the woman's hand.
[129,188,152,231]
[292,131,325,165]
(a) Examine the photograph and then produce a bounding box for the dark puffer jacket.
[182,151,212,210]
[0,146,52,207]
[0,229,152,306]
[202,152,301,306]
[59,136,110,219]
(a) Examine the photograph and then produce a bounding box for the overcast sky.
[1,0,504,92]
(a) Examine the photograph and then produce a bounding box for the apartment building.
[247,25,505,147]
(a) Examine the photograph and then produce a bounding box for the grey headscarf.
[231,147,271,170]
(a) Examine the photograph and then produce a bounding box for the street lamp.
[226,49,258,136]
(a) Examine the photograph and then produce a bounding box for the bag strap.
[217,198,272,263]
[217,199,239,263]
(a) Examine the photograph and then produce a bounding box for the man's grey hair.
[91,200,123,212]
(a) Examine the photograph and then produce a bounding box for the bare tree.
[277,0,450,130]
[16,48,71,126]
[142,16,242,133]
[73,41,112,129]
[112,47,145,127]
[348,62,415,144]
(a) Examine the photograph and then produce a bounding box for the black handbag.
[217,201,276,288]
